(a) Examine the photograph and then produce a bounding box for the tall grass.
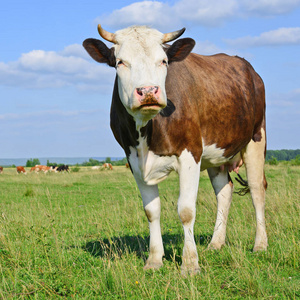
[0,165,299,299]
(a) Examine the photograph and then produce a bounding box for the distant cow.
[16,166,26,174]
[0,166,3,174]
[83,25,268,274]
[91,166,101,170]
[34,165,45,173]
[102,163,113,170]
[57,165,69,172]
[30,165,57,173]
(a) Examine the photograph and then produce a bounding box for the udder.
[220,158,243,173]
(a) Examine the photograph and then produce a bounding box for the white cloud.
[98,0,238,30]
[193,41,222,55]
[225,27,300,47]
[60,44,90,59]
[0,45,115,90]
[173,0,238,27]
[19,50,88,74]
[99,1,177,30]
[97,0,300,31]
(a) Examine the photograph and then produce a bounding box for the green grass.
[0,165,299,299]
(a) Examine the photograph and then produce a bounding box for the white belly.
[201,143,242,171]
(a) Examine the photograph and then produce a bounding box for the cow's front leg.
[178,151,201,275]
[135,178,164,270]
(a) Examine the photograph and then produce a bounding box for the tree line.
[265,150,300,166]
[24,157,128,168]
[265,149,300,161]
[17,150,300,169]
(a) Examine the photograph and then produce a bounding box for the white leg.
[207,167,233,250]
[135,177,164,269]
[177,150,201,275]
[242,128,268,251]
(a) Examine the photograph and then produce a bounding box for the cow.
[16,166,26,174]
[57,165,69,172]
[0,166,3,174]
[30,166,37,172]
[91,166,101,170]
[83,25,268,275]
[102,163,113,170]
[32,165,51,173]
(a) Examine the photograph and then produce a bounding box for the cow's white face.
[83,25,195,127]
[113,27,168,126]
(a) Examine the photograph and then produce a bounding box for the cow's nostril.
[136,88,143,96]
[154,86,159,94]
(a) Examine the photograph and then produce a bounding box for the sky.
[1,0,300,158]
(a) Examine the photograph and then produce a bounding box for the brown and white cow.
[102,163,113,170]
[32,165,57,173]
[0,166,3,174]
[16,166,27,174]
[34,165,48,173]
[83,25,268,274]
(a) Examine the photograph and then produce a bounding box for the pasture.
[0,165,299,299]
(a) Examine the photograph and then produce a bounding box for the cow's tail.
[234,174,250,196]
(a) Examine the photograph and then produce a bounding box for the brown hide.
[16,166,26,173]
[111,53,266,164]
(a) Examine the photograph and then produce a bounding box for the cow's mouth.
[139,102,164,109]
[131,93,167,114]
[140,95,165,109]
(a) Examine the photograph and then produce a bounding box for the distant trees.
[26,158,40,167]
[266,149,300,161]
[82,158,102,166]
[113,157,128,166]
[14,152,299,169]
[81,157,128,166]
[47,160,58,167]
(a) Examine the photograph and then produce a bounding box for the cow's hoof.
[207,242,224,251]
[143,261,163,270]
[253,244,268,252]
[181,265,200,277]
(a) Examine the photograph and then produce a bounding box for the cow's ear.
[166,38,195,64]
[83,38,116,67]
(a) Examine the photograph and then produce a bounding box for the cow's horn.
[162,28,186,43]
[98,24,116,43]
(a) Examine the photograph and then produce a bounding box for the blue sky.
[1,0,299,158]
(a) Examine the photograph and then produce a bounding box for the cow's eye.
[161,59,168,66]
[117,60,124,67]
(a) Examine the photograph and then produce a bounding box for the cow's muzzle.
[133,86,166,111]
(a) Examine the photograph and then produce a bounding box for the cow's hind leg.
[207,167,233,250]
[135,178,164,270]
[178,150,201,275]
[242,128,268,252]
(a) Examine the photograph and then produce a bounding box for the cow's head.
[83,25,195,126]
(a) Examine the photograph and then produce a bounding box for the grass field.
[0,164,299,299]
